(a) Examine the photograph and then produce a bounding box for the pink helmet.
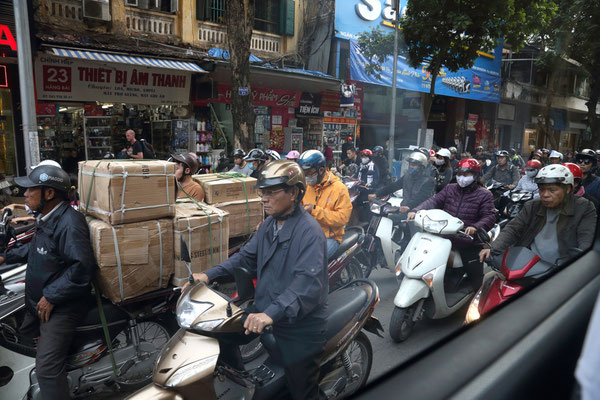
[286,150,300,160]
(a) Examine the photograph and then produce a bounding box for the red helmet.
[429,149,436,157]
[347,136,353,142]
[562,162,583,179]
[456,158,481,174]
[525,159,542,169]
[360,149,373,158]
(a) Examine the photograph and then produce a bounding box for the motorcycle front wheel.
[389,306,416,343]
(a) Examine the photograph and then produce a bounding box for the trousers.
[21,310,82,400]
[458,247,485,290]
[284,351,322,400]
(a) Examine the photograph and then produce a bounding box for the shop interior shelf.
[86,126,111,129]
[89,136,112,139]
[88,146,111,149]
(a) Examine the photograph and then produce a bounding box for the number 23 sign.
[42,65,72,92]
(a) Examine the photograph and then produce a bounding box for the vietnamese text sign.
[335,0,407,40]
[35,54,191,105]
[215,84,301,107]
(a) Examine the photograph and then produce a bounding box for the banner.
[296,92,322,116]
[214,84,301,108]
[349,40,502,103]
[35,54,191,105]
[335,0,408,40]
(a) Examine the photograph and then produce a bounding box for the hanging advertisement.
[215,84,301,108]
[335,0,408,40]
[296,92,322,116]
[35,54,192,105]
[349,40,502,103]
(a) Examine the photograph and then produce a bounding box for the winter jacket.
[435,166,453,192]
[413,182,496,248]
[373,155,390,185]
[303,171,352,243]
[357,161,380,187]
[483,163,521,186]
[515,175,539,196]
[490,195,597,259]
[376,168,435,210]
[3,202,96,315]
[582,174,600,203]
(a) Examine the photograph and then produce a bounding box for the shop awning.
[51,47,206,73]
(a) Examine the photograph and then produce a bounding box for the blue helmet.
[299,150,326,170]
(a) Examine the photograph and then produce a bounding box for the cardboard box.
[88,218,174,303]
[214,198,263,238]
[173,202,230,287]
[79,160,176,224]
[193,173,259,204]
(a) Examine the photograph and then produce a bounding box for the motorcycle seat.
[324,286,368,340]
[330,229,361,260]
[79,300,129,328]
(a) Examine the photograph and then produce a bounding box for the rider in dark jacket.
[0,165,96,400]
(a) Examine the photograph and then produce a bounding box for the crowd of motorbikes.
[0,157,552,400]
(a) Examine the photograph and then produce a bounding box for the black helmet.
[233,148,246,159]
[509,148,517,155]
[15,165,71,193]
[171,152,200,175]
[373,145,384,155]
[476,146,484,152]
[576,149,597,166]
[244,148,267,162]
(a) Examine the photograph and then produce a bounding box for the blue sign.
[335,0,408,40]
[349,40,502,103]
[238,87,249,96]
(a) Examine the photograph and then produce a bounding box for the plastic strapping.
[109,225,125,301]
[156,221,163,288]
[114,162,128,224]
[84,160,104,217]
[93,280,118,376]
[176,180,214,266]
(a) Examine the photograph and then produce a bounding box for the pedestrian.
[121,129,144,159]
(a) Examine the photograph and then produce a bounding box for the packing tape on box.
[174,207,226,267]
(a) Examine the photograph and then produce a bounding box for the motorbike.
[128,238,383,400]
[389,209,501,342]
[342,176,372,226]
[500,190,534,220]
[0,176,17,208]
[0,207,36,252]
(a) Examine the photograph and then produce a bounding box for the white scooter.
[389,209,498,342]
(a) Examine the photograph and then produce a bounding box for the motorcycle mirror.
[180,236,191,263]
[233,267,255,302]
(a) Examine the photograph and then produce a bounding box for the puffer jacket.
[582,174,600,202]
[413,182,496,248]
[376,168,434,210]
[303,170,352,243]
[3,202,96,315]
[483,163,520,186]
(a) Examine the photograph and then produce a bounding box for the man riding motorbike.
[184,160,328,400]
[408,158,496,290]
[357,149,380,188]
[483,150,520,189]
[480,164,597,265]
[514,159,543,197]
[299,150,352,259]
[245,148,269,179]
[0,165,96,400]
[434,148,453,192]
[172,152,205,202]
[449,146,459,171]
[373,145,391,185]
[230,148,253,176]
[576,149,600,202]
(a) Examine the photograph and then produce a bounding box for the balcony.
[125,9,175,37]
[49,0,83,21]
[197,22,281,54]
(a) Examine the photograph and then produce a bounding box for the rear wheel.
[336,259,364,288]
[389,306,416,342]
[325,331,373,398]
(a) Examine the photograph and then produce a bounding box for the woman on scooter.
[514,159,542,197]
[434,148,453,193]
[479,164,597,265]
[408,158,496,290]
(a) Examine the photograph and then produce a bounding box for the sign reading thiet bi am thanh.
[34,54,191,106]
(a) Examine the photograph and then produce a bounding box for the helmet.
[535,165,574,186]
[407,152,428,168]
[596,149,600,156]
[562,163,582,180]
[256,159,306,201]
[233,148,246,159]
[496,150,510,158]
[418,147,430,157]
[509,148,517,155]
[456,158,482,174]
[449,146,458,154]
[347,136,353,142]
[171,152,200,175]
[576,149,597,166]
[526,159,543,169]
[245,148,268,162]
[549,150,563,160]
[15,165,71,193]
[541,148,550,154]
[285,150,300,160]
[360,149,373,158]
[533,150,543,158]
[298,150,326,170]
[373,145,384,155]
[436,148,451,159]
[265,149,281,161]
[476,146,484,152]
[30,159,61,171]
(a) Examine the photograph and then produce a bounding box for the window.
[196,0,226,24]
[254,0,280,34]
[128,0,176,13]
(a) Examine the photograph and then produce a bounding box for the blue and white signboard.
[335,0,408,40]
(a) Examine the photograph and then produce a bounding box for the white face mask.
[305,175,318,186]
[526,170,538,178]
[361,157,370,164]
[435,159,445,166]
[456,175,475,188]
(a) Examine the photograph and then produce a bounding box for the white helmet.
[265,149,281,161]
[548,150,563,160]
[535,164,574,186]
[436,148,451,159]
[30,159,61,171]
[407,152,428,168]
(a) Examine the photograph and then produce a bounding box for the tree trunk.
[419,70,438,147]
[587,77,600,148]
[540,67,560,150]
[226,0,256,151]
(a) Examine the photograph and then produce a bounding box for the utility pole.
[14,0,40,171]
[388,0,400,171]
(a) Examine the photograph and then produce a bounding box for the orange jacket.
[303,170,352,243]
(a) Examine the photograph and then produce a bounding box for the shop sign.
[216,84,301,107]
[0,25,16,51]
[34,55,192,106]
[335,0,407,40]
[36,102,57,116]
[340,84,355,107]
[0,65,6,87]
[321,91,340,112]
[296,92,322,116]
[324,117,357,125]
[466,113,479,131]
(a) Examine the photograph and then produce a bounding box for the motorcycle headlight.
[165,355,219,387]
[176,295,214,329]
[370,203,382,214]
[193,318,224,331]
[465,288,483,324]
[510,193,522,202]
[422,216,447,234]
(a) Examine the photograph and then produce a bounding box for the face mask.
[456,175,475,188]
[306,175,318,186]
[248,163,255,171]
[361,157,370,164]
[526,170,538,178]
[407,166,419,175]
[435,159,445,166]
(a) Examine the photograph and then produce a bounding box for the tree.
[226,0,256,151]
[357,0,557,146]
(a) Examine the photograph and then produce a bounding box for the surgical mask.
[435,159,445,166]
[526,170,538,178]
[248,163,255,171]
[361,157,370,164]
[407,166,419,175]
[456,175,475,187]
[306,175,318,186]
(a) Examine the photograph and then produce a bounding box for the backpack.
[139,139,156,159]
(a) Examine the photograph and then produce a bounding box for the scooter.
[0,207,36,253]
[500,190,534,221]
[128,239,383,400]
[389,209,500,342]
[342,176,372,226]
